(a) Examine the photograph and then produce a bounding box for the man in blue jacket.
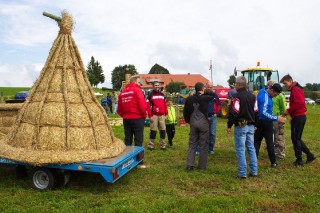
[254,83,286,168]
[206,83,221,154]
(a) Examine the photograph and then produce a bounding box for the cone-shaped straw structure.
[0,11,125,165]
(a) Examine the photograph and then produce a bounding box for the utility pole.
[209,60,213,83]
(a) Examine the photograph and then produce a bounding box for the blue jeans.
[234,125,258,177]
[208,116,217,152]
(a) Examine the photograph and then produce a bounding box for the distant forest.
[304,83,320,91]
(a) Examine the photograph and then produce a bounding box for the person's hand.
[282,110,288,116]
[150,117,154,123]
[227,128,232,134]
[278,116,286,124]
[214,114,217,118]
[166,115,169,120]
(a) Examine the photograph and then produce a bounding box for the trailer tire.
[30,167,56,191]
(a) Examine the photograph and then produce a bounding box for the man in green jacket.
[272,89,287,159]
[267,80,287,159]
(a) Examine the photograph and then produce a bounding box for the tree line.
[86,57,173,91]
[87,57,320,97]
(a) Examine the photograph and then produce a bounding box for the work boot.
[306,155,316,164]
[160,139,166,150]
[147,139,155,150]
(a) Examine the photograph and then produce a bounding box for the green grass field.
[0,103,320,212]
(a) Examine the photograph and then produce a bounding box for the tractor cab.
[241,65,279,95]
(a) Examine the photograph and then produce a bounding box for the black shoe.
[236,175,247,179]
[249,173,258,178]
[306,155,316,164]
[294,160,304,167]
[271,163,278,168]
[186,166,194,172]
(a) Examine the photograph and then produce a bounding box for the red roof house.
[139,74,223,90]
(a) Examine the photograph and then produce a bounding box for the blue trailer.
[0,146,144,191]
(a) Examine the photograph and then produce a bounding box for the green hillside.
[0,87,114,103]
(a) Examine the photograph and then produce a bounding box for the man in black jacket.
[227,76,258,178]
[183,82,215,171]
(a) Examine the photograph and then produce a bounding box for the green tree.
[149,63,170,74]
[165,82,184,94]
[227,75,236,86]
[86,56,105,87]
[111,64,138,90]
[305,83,312,91]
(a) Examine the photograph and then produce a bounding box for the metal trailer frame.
[0,146,144,191]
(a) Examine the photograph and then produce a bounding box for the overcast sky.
[1,0,320,88]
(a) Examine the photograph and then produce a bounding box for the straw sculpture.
[0,11,125,165]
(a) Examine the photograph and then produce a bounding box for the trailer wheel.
[30,167,56,191]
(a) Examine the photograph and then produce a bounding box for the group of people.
[116,74,316,176]
[116,75,177,160]
[101,93,118,114]
[225,74,315,178]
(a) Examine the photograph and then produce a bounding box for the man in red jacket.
[147,81,168,150]
[117,75,147,147]
[281,74,316,166]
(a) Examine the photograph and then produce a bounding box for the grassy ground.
[0,105,320,212]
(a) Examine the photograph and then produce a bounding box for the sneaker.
[195,151,200,155]
[306,155,316,164]
[271,163,278,168]
[147,146,155,151]
[294,160,304,167]
[276,156,285,160]
[209,151,214,155]
[137,164,147,169]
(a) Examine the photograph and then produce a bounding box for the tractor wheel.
[220,102,229,118]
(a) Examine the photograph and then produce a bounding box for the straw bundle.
[0,11,125,165]
[0,103,23,140]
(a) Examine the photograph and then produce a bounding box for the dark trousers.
[166,124,175,146]
[187,119,209,169]
[123,118,145,146]
[291,116,313,161]
[254,119,276,164]
[108,104,113,113]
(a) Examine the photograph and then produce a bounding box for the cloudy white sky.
[1,0,320,88]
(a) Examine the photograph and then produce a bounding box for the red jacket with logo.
[117,83,147,119]
[287,82,306,118]
[147,90,168,117]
